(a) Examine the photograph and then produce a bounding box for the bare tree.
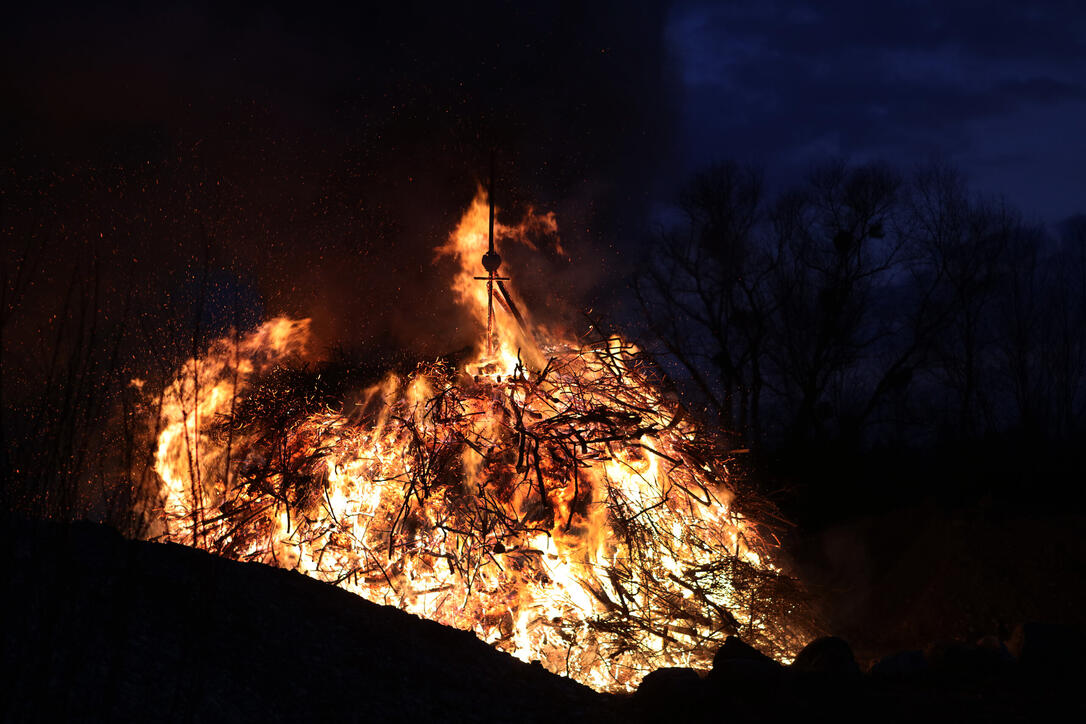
[998,216,1086,441]
[906,163,1017,439]
[635,161,773,443]
[762,160,917,449]
[1051,216,1086,436]
[639,159,933,452]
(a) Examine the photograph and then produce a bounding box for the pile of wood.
[159,335,817,687]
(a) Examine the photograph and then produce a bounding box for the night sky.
[5,1,1086,673]
[668,1,1086,225]
[2,1,671,352]
[2,1,1084,343]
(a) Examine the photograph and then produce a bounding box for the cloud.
[1,1,677,352]
[668,0,1086,220]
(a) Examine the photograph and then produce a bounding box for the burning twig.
[146,191,815,692]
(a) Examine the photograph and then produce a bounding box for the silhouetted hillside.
[6,518,1084,723]
[3,518,619,723]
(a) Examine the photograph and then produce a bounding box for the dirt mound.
[3,518,618,723]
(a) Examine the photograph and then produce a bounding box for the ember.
[146,189,812,691]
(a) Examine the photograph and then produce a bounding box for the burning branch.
[143,190,815,692]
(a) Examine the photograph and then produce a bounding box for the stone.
[708,637,782,705]
[634,668,710,723]
[712,635,776,665]
[870,650,927,680]
[1007,622,1086,678]
[791,636,860,677]
[636,667,702,698]
[925,640,1011,682]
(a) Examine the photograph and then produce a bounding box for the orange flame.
[144,189,794,691]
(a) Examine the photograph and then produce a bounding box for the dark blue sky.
[666,0,1086,224]
[5,1,1082,225]
[3,0,1084,345]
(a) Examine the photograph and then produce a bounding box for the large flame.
[147,189,803,691]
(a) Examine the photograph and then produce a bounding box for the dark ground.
[5,516,1085,723]
[2,518,618,723]
[774,446,1086,667]
[792,505,1086,665]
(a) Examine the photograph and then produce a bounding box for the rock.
[707,637,782,705]
[925,640,1011,682]
[783,637,864,720]
[1007,622,1086,677]
[976,634,1011,656]
[791,636,860,677]
[713,635,776,665]
[636,666,702,694]
[3,517,622,723]
[634,668,708,722]
[974,635,1015,675]
[870,650,928,680]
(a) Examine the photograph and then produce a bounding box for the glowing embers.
[147,191,808,691]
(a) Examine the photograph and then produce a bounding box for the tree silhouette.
[640,157,1086,484]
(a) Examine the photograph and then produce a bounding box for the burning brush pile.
[143,191,814,691]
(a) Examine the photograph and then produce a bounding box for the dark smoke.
[1,0,676,360]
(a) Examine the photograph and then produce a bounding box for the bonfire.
[145,188,811,691]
